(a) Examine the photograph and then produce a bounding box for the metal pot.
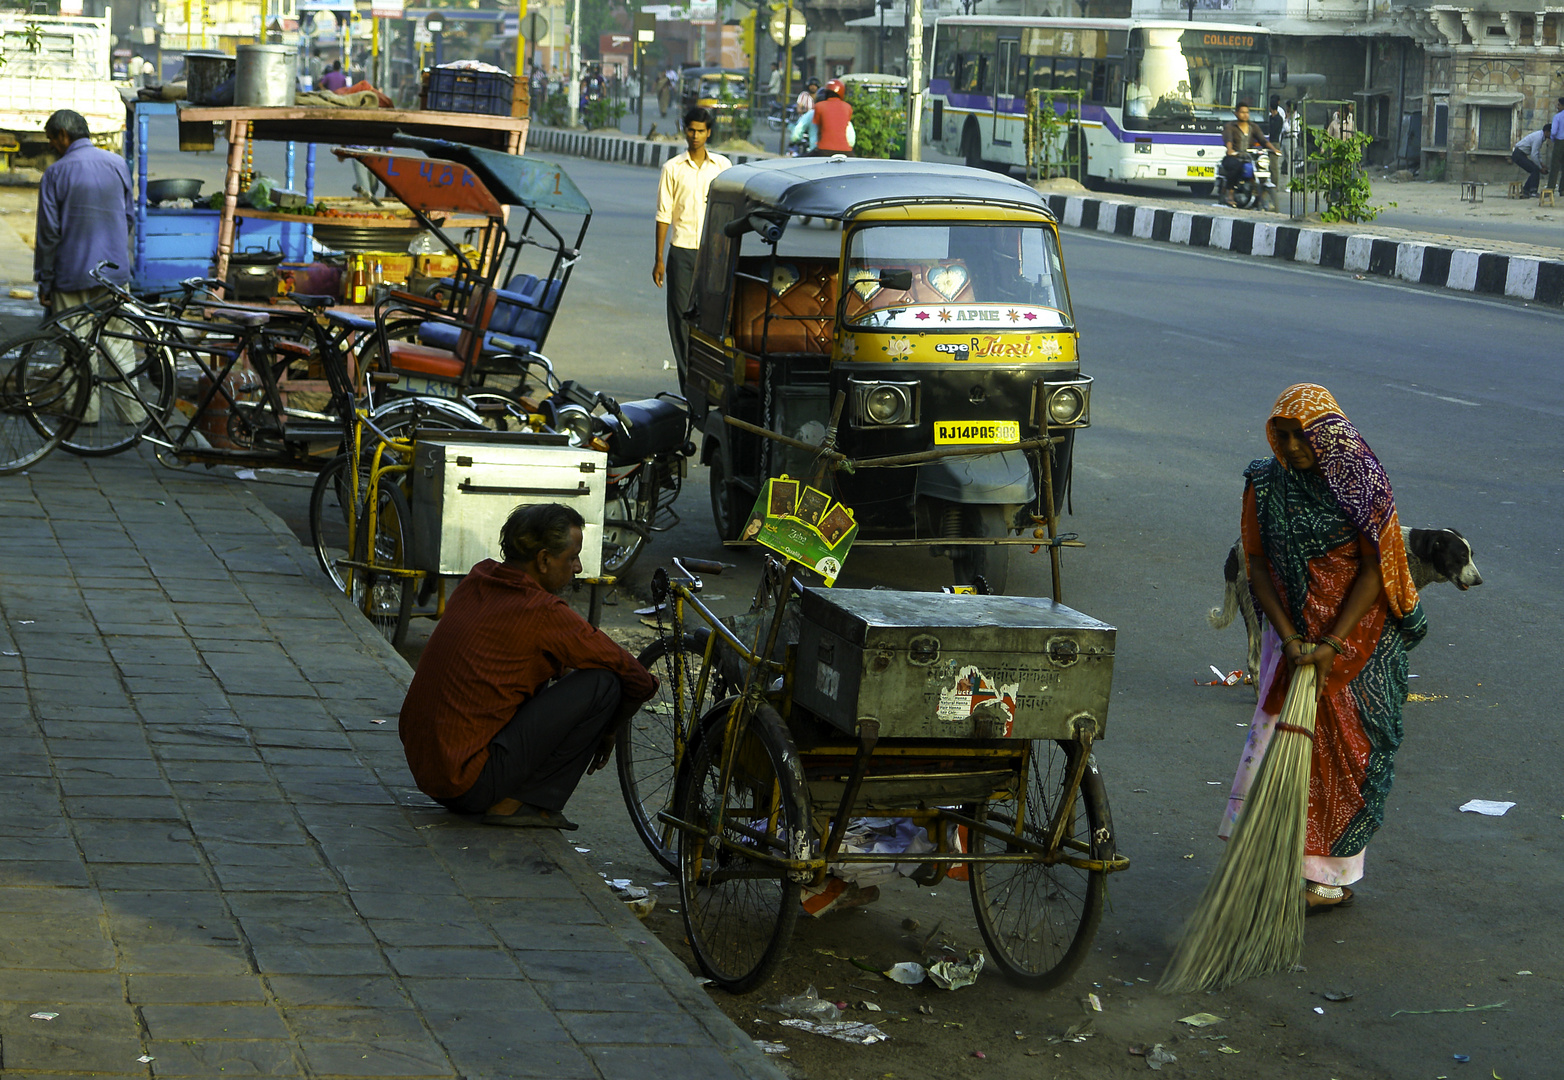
[146,178,203,204]
[235,44,297,107]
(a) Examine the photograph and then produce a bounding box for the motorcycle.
[1216,147,1276,211]
[540,381,694,576]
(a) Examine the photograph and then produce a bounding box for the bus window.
[1085,60,1104,103]
[1027,56,1053,94]
[976,28,997,94]
[1053,57,1080,95]
[1105,63,1122,107]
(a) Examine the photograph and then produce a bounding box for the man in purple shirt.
[319,61,349,92]
[34,108,142,427]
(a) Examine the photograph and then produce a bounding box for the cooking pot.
[146,178,204,203]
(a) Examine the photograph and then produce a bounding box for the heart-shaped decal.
[770,263,801,296]
[849,269,881,303]
[927,264,970,302]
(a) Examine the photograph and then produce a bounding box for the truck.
[0,13,126,167]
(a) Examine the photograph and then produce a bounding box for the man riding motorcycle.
[1221,102,1281,208]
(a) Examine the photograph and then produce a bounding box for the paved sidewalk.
[0,448,783,1080]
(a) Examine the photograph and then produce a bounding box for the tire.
[961,121,984,170]
[708,451,746,544]
[679,701,808,993]
[56,313,176,457]
[616,630,726,873]
[601,467,648,577]
[1188,182,1214,199]
[968,739,1112,988]
[309,453,360,592]
[950,505,1012,595]
[350,476,416,649]
[0,330,89,474]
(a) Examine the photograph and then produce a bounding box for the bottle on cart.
[351,256,368,305]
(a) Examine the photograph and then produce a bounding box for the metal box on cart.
[792,588,1115,741]
[410,433,607,578]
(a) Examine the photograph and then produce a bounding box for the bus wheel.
[1081,141,1105,191]
[1188,182,1214,199]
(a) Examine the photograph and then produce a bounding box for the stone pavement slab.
[0,448,783,1080]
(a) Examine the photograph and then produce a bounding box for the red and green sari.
[1221,385,1427,885]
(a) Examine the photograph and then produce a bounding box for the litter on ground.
[1459,800,1516,816]
[778,1018,889,1044]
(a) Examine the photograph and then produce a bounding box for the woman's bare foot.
[1305,882,1355,912]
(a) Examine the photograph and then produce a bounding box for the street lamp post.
[904,0,923,159]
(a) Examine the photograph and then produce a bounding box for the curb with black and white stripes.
[1042,194,1564,304]
[527,125,774,169]
[524,127,1561,305]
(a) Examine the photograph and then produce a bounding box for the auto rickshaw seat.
[731,258,837,355]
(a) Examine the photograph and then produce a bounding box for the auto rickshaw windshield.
[844,223,1073,330]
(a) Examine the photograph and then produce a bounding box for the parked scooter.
[540,381,694,576]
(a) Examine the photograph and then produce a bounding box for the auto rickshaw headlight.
[1037,377,1092,429]
[850,378,920,428]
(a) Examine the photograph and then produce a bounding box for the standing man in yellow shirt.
[653,107,731,385]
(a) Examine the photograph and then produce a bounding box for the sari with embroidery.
[1220,385,1427,886]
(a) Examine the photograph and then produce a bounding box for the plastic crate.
[424,67,517,117]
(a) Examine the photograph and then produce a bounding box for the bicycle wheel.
[349,475,416,649]
[56,312,175,456]
[968,739,1112,988]
[0,330,89,474]
[678,702,808,993]
[616,631,725,873]
[309,453,360,592]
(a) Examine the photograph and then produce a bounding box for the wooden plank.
[176,106,528,152]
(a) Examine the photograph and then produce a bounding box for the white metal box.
[410,434,607,578]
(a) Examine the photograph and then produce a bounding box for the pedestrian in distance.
[398,503,658,830]
[1220,384,1427,912]
[319,60,348,92]
[33,108,143,428]
[1512,126,1547,198]
[795,76,820,118]
[790,78,855,157]
[766,60,781,108]
[1547,97,1564,195]
[653,106,731,387]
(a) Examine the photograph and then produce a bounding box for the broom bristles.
[1159,665,1318,994]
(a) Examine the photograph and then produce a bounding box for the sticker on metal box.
[937,666,1019,737]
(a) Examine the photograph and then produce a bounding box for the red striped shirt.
[398,559,656,798]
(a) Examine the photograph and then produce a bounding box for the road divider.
[1041,193,1564,306]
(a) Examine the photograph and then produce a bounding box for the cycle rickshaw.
[619,469,1129,993]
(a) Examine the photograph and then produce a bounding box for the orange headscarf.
[1267,384,1421,623]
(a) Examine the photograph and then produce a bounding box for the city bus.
[927,17,1276,195]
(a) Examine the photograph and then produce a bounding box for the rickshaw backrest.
[731,258,836,355]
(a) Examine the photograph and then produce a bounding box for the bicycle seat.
[204,305,271,327]
[289,294,337,310]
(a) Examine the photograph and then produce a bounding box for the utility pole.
[568,0,580,126]
[904,0,923,160]
[777,0,793,156]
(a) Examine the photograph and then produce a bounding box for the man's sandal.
[1304,882,1355,913]
[483,800,581,831]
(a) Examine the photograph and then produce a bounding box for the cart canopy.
[708,158,1053,223]
[336,150,507,219]
[394,136,593,217]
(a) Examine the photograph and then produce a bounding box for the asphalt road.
[234,154,1560,1076]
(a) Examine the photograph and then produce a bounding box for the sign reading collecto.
[1200,32,1258,48]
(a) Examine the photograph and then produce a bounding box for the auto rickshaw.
[684,158,1091,595]
[679,66,749,139]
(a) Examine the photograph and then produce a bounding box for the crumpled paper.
[928,948,985,990]
[1458,799,1515,816]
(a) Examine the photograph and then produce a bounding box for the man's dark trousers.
[1514,148,1541,195]
[665,244,698,387]
[438,669,621,815]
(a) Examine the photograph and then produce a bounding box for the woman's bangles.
[1281,631,1346,656]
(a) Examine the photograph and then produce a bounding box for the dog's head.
[1407,528,1484,590]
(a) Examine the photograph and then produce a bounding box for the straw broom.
[1159,663,1319,994]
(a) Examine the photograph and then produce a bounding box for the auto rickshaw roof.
[392,136,592,216]
[683,67,747,78]
[709,158,1054,222]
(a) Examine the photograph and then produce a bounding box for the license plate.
[933,420,1020,445]
[1188,165,1214,178]
[394,374,459,399]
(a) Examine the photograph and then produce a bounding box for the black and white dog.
[1209,527,1483,686]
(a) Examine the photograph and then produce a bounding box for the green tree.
[1290,127,1389,223]
[844,83,905,159]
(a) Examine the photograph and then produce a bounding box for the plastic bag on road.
[765,986,842,1023]
[928,949,985,990]
[779,1018,890,1044]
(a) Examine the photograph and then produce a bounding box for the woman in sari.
[1220,385,1427,910]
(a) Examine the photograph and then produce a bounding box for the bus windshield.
[844,223,1072,330]
[1124,27,1267,133]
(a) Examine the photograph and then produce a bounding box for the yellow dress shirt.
[655,150,732,251]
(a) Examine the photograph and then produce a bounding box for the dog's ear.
[1404,528,1433,560]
